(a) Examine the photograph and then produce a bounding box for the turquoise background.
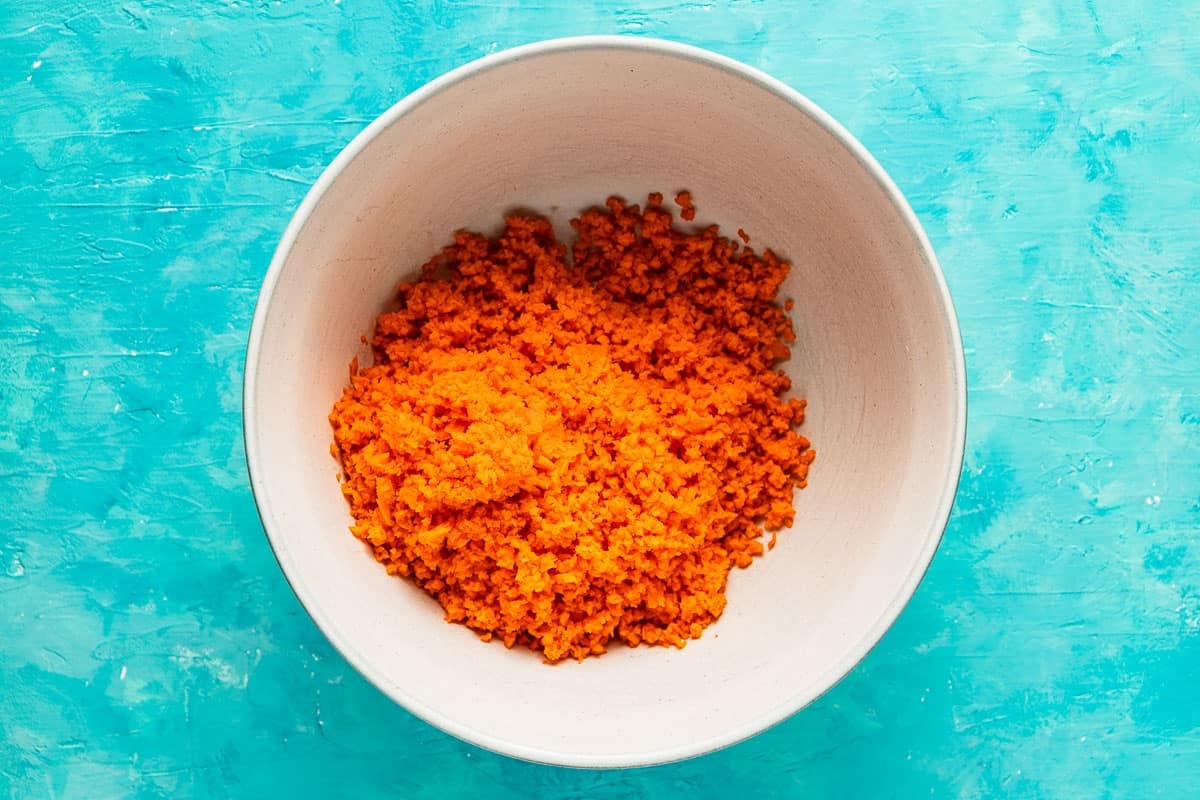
[2,1,1198,797]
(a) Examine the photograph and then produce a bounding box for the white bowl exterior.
[245,38,965,767]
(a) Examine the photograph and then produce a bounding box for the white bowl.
[244,36,965,768]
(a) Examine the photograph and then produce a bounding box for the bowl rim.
[243,34,967,769]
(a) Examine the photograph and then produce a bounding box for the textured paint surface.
[2,1,1198,797]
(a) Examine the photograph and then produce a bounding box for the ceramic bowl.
[244,36,966,768]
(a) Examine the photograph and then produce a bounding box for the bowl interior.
[245,39,964,767]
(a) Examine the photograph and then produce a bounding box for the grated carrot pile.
[329,193,814,662]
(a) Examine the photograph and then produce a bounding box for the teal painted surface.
[2,0,1198,796]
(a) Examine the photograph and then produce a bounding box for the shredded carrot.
[674,190,696,221]
[737,227,750,244]
[329,193,814,662]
